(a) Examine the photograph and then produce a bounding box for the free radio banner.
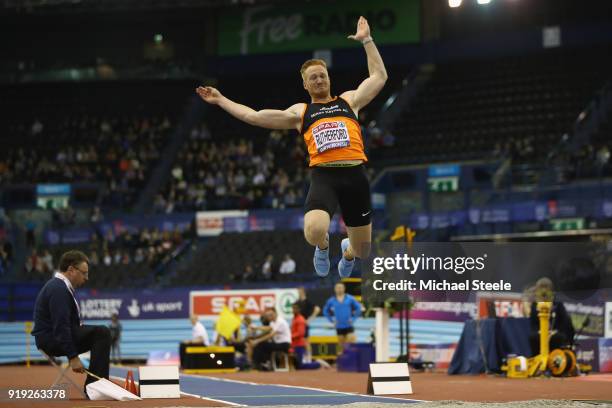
[218,0,420,55]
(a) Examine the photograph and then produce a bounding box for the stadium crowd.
[157,124,309,212]
[24,226,190,282]
[0,115,174,208]
[0,240,12,277]
[88,227,188,269]
[235,253,297,283]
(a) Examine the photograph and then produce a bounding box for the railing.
[377,64,436,133]
[540,80,612,186]
[1,64,200,85]
[151,240,193,288]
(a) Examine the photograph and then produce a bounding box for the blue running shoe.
[338,238,355,278]
[313,234,330,277]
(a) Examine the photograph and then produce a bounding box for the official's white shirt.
[192,321,209,345]
[54,272,82,325]
[269,317,291,344]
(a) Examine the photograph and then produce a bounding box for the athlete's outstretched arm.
[342,16,388,112]
[196,86,303,130]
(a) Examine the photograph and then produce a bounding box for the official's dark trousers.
[252,341,290,368]
[37,325,111,388]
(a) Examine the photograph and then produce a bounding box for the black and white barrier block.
[367,362,413,395]
[138,365,180,399]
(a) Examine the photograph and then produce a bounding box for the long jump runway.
[110,366,422,406]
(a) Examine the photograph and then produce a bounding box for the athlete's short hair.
[300,59,327,79]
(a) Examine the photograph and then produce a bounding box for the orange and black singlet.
[300,97,368,167]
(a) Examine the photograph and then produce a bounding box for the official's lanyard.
[54,273,82,325]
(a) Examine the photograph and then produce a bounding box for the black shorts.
[336,327,355,336]
[229,341,246,354]
[304,165,372,227]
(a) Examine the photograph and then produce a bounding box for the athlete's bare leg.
[305,209,331,276]
[337,334,348,354]
[246,340,254,365]
[344,223,372,259]
[304,210,330,249]
[337,332,357,354]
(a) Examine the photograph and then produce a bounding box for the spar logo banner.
[190,289,299,319]
[476,292,526,319]
[218,0,420,56]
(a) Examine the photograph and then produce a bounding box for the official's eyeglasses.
[70,265,89,277]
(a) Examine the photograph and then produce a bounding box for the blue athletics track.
[110,365,422,406]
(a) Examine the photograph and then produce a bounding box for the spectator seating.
[25,226,190,288]
[371,46,612,166]
[0,80,193,209]
[171,231,346,285]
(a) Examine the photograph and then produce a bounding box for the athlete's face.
[303,65,330,97]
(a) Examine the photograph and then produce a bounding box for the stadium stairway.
[377,64,435,135]
[371,46,612,166]
[577,80,612,152]
[0,317,462,364]
[134,94,207,214]
[8,222,27,282]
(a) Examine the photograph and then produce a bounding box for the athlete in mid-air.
[196,16,387,278]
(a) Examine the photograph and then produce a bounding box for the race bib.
[312,121,351,153]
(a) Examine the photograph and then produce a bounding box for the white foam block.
[368,363,413,395]
[139,365,180,399]
[370,363,410,378]
[373,381,413,395]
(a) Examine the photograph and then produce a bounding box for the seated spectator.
[1,233,13,273]
[249,308,291,371]
[261,254,274,280]
[89,251,99,266]
[184,315,209,346]
[243,264,255,282]
[134,248,145,263]
[382,130,396,147]
[180,315,210,368]
[102,250,112,266]
[279,254,296,280]
[25,249,45,278]
[0,242,10,276]
[40,249,54,274]
[90,206,104,224]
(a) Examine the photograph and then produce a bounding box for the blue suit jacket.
[32,277,81,359]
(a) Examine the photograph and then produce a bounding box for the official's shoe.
[338,238,355,278]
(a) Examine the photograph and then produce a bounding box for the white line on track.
[180,372,426,403]
[110,371,242,407]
